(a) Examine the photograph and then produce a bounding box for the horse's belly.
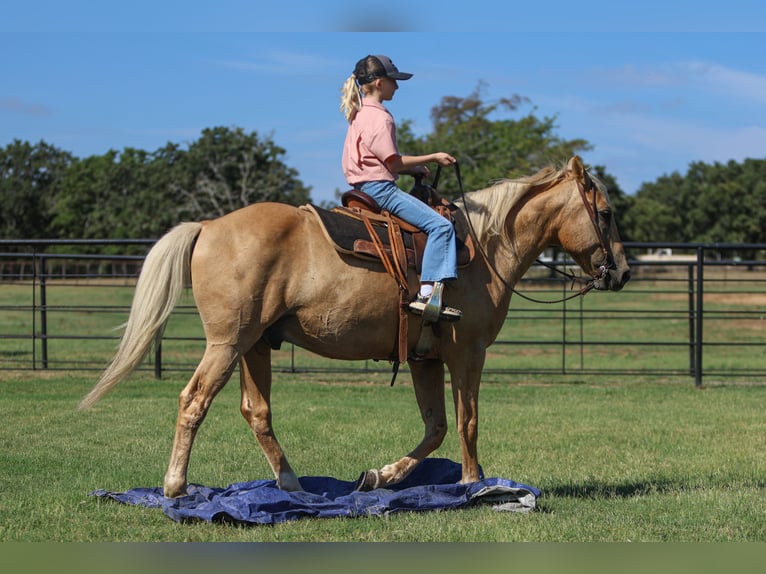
[270,308,402,361]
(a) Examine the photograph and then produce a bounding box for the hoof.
[163,487,187,499]
[277,473,303,492]
[163,476,188,498]
[355,469,381,491]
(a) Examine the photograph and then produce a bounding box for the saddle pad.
[306,204,417,256]
[303,204,473,268]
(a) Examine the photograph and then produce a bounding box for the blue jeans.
[360,180,457,283]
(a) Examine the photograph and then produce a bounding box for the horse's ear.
[567,155,586,183]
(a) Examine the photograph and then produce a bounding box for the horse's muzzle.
[595,267,630,291]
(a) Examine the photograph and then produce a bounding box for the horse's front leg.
[448,349,486,484]
[239,340,302,491]
[356,359,448,491]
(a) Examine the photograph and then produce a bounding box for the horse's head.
[557,156,631,292]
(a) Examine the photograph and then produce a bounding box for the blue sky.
[2,2,765,204]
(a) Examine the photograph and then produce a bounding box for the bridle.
[573,172,616,288]
[437,162,616,305]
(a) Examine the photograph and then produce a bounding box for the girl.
[340,54,462,322]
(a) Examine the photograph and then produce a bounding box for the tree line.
[2,86,764,253]
[0,126,311,252]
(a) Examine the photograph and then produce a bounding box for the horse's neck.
[481,194,554,291]
[511,208,555,273]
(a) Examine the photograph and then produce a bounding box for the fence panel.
[1,240,764,384]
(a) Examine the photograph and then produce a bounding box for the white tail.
[78,222,203,410]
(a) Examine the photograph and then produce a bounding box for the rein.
[439,162,614,305]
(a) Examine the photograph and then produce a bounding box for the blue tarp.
[91,458,539,525]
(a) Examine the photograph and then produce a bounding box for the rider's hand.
[432,152,456,166]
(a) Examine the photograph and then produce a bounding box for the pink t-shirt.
[342,99,399,186]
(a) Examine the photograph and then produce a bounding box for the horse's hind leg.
[239,340,301,491]
[163,343,239,498]
[356,359,448,490]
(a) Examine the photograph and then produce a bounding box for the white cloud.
[0,97,53,116]
[595,63,681,88]
[680,61,766,105]
[585,112,766,194]
[211,50,338,76]
[593,60,766,105]
[600,111,765,161]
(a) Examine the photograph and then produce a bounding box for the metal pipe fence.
[1,239,765,385]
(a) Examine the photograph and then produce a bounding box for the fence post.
[154,332,162,379]
[561,278,568,374]
[578,291,585,371]
[31,250,37,370]
[39,255,48,370]
[694,246,704,387]
[687,263,695,376]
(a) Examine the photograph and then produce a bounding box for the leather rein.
[440,162,615,305]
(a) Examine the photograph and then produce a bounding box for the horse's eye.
[598,210,612,224]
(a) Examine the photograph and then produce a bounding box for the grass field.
[1,369,765,542]
[2,265,765,548]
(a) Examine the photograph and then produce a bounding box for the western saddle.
[303,177,472,375]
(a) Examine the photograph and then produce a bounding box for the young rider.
[340,54,462,322]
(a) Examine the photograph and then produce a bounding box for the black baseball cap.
[356,55,413,84]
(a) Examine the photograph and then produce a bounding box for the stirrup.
[422,282,445,323]
[408,282,462,323]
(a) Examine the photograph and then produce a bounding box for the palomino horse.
[79,156,630,497]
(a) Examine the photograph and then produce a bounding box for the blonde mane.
[453,165,569,242]
[454,163,610,243]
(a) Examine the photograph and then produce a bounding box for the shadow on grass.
[541,474,766,501]
[543,478,679,500]
[0,349,32,358]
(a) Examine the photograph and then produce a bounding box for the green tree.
[0,139,73,240]
[49,128,312,242]
[169,127,311,220]
[619,172,686,243]
[50,148,179,244]
[396,83,592,197]
[624,158,766,248]
[687,159,766,244]
[589,165,634,240]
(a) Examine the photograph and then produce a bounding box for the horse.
[79,155,630,498]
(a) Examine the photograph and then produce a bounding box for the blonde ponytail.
[339,74,363,122]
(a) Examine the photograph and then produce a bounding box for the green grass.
[1,371,765,541]
[1,267,765,543]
